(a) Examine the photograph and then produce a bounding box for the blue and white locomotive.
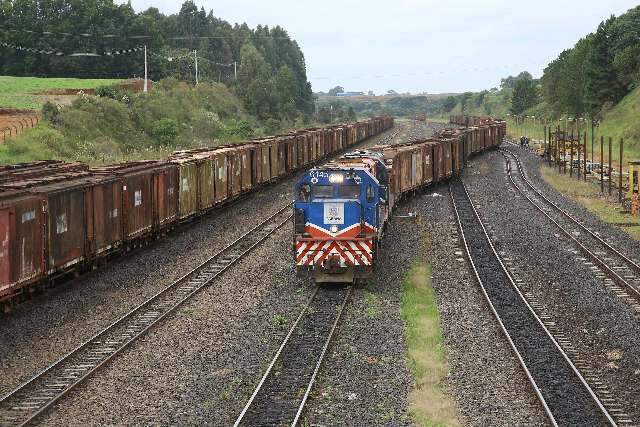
[293,151,390,283]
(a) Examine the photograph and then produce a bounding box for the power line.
[0,26,292,41]
[0,41,144,57]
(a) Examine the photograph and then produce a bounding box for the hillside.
[0,76,123,109]
[0,79,261,165]
[598,86,640,157]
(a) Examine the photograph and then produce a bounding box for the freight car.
[0,116,394,308]
[293,116,505,283]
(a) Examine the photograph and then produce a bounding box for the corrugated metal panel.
[123,173,153,239]
[240,147,252,191]
[198,158,215,210]
[47,187,85,271]
[90,179,122,255]
[214,153,228,203]
[0,208,10,286]
[156,165,178,227]
[177,161,198,219]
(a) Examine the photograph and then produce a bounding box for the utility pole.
[194,50,199,85]
[143,45,148,93]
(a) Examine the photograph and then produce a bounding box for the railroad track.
[0,205,292,427]
[450,180,615,426]
[500,148,640,308]
[234,285,351,426]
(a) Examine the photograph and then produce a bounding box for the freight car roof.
[0,173,117,193]
[91,160,170,175]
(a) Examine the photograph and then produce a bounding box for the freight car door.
[0,208,12,286]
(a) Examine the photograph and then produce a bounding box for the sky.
[121,0,639,94]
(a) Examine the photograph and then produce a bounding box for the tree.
[500,71,533,90]
[317,106,331,123]
[328,86,344,96]
[347,106,356,122]
[511,75,538,114]
[273,65,297,118]
[442,96,457,112]
[237,44,274,118]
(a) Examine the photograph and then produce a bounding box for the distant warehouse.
[336,92,365,97]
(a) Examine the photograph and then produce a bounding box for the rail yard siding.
[0,117,393,306]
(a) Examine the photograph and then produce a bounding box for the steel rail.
[450,180,615,426]
[234,286,351,427]
[0,204,293,427]
[500,148,640,300]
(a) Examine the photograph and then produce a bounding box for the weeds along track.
[234,285,351,426]
[500,148,640,309]
[450,180,615,426]
[0,205,292,427]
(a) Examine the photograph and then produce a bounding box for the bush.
[152,118,178,146]
[96,84,127,101]
[263,118,281,135]
[42,102,60,124]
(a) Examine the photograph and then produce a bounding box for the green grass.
[0,76,122,109]
[541,165,640,241]
[598,86,640,161]
[401,263,459,427]
[506,86,640,168]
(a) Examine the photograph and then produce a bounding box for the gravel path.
[464,148,640,423]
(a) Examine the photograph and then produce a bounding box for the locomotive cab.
[294,153,388,284]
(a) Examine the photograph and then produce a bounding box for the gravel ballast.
[465,147,640,423]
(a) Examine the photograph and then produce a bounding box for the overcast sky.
[122,0,639,94]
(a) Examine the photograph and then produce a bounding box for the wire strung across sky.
[0,41,144,57]
[0,26,292,41]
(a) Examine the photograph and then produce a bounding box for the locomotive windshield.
[338,185,360,199]
[312,185,334,198]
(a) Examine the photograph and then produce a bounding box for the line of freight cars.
[0,117,394,307]
[293,116,506,283]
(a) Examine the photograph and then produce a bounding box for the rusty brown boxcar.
[237,145,253,192]
[3,174,89,275]
[85,176,123,257]
[0,189,45,301]
[212,151,228,204]
[93,161,177,240]
[171,157,199,220]
[226,147,242,197]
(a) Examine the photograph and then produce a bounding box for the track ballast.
[501,147,640,308]
[450,179,615,426]
[235,285,350,426]
[0,205,292,427]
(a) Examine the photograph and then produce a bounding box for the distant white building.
[336,92,364,97]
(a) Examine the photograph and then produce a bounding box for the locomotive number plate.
[324,203,344,224]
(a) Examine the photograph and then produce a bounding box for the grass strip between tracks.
[401,262,459,427]
[540,165,640,241]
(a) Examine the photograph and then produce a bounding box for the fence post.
[544,125,547,159]
[583,133,587,181]
[608,137,612,196]
[619,138,624,203]
[600,136,604,193]
[570,132,574,177]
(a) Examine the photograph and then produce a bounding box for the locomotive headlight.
[329,173,344,184]
[330,225,339,233]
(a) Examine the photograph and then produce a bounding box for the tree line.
[0,0,315,119]
[541,6,640,119]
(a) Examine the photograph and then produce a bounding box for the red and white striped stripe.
[295,223,375,267]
